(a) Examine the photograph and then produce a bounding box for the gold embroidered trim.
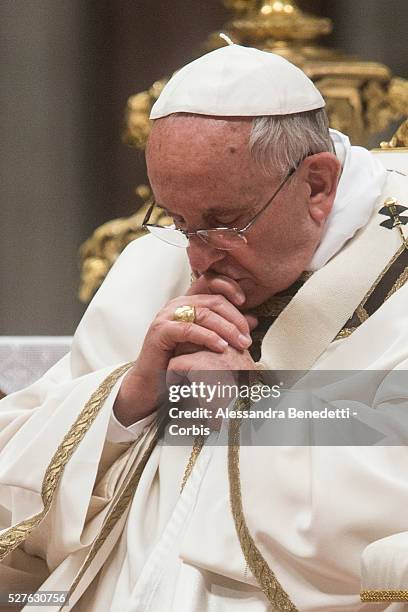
[250,273,313,318]
[228,398,298,611]
[251,296,293,318]
[355,304,369,324]
[0,362,134,562]
[337,244,406,340]
[180,435,205,493]
[361,589,408,602]
[355,245,405,316]
[335,327,356,340]
[385,265,408,301]
[65,429,158,606]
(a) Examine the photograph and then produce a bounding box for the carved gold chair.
[79,0,408,304]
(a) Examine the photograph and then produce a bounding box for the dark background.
[1,0,407,334]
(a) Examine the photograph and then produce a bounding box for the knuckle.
[241,318,250,333]
[215,295,227,307]
[232,325,243,339]
[236,312,249,328]
[149,318,164,335]
[197,306,211,322]
[209,293,224,308]
[208,330,221,344]
[167,297,180,307]
[168,356,184,371]
[182,322,195,340]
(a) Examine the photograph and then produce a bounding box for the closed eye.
[211,211,252,228]
[162,208,250,230]
[213,215,241,227]
[162,209,185,225]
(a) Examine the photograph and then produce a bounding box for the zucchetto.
[150,44,325,119]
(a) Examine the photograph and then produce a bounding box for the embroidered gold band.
[228,396,298,612]
[0,362,134,562]
[65,428,159,607]
[337,244,408,340]
[361,589,408,602]
[180,435,205,493]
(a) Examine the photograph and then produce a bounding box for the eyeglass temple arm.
[142,202,193,238]
[239,166,297,234]
[142,201,156,226]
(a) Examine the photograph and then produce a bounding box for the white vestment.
[1,151,408,612]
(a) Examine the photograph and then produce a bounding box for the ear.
[300,153,341,225]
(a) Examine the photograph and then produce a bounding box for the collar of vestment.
[258,168,408,371]
[307,129,387,271]
[248,272,312,362]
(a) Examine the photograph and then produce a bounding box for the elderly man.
[1,44,408,611]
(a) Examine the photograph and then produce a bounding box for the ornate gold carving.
[78,187,171,303]
[0,363,134,563]
[79,0,408,302]
[228,397,297,611]
[208,0,331,49]
[361,589,408,602]
[123,80,167,150]
[366,79,408,145]
[381,117,408,149]
[121,0,406,151]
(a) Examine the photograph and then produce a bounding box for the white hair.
[155,108,334,177]
[249,108,334,177]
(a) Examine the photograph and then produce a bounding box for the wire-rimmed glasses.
[142,165,296,251]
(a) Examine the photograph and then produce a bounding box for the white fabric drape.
[0,151,407,611]
[307,129,387,270]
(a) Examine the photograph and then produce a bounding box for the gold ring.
[173,305,196,323]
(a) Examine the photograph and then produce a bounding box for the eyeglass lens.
[145,225,247,250]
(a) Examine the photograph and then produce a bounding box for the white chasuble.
[1,155,408,611]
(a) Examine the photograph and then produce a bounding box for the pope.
[1,43,408,611]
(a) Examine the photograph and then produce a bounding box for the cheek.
[224,249,264,279]
[240,231,275,261]
[231,237,290,283]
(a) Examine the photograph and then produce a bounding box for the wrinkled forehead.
[145,114,267,201]
[147,115,252,165]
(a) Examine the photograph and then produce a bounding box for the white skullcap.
[150,44,325,119]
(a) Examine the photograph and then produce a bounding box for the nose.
[187,236,226,275]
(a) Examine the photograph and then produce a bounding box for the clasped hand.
[113,273,257,427]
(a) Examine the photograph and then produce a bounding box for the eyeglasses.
[142,165,297,251]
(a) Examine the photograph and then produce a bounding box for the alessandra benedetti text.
[168,406,352,420]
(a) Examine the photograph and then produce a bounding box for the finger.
[167,354,190,374]
[165,363,188,391]
[195,306,251,350]
[167,294,250,336]
[174,342,200,356]
[188,273,246,307]
[245,314,258,331]
[198,295,251,336]
[157,321,229,354]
